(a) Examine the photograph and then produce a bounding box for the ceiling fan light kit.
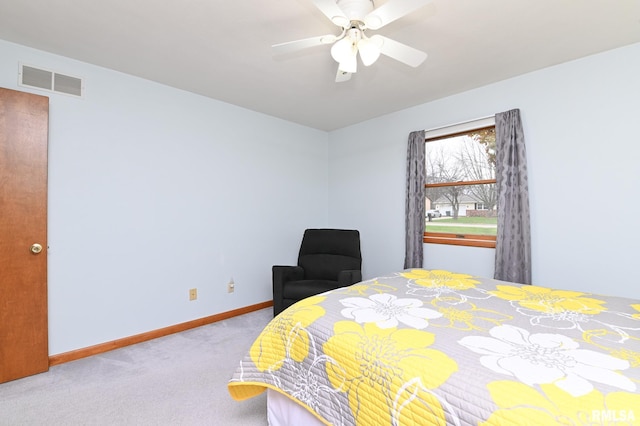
[331,38,358,72]
[274,0,431,82]
[358,35,383,66]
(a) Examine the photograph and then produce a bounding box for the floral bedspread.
[228,269,640,425]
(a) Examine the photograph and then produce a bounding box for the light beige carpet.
[0,308,272,425]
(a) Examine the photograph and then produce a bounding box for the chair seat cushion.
[282,280,342,300]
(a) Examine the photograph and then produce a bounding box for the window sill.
[424,233,496,249]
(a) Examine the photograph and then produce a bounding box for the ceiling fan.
[273,0,432,82]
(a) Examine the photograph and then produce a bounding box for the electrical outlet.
[227,280,235,294]
[189,288,197,301]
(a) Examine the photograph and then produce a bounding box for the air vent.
[19,64,83,98]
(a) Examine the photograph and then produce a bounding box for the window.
[424,120,497,248]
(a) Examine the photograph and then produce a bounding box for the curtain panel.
[494,109,532,284]
[404,130,426,269]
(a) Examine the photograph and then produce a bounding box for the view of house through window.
[424,125,497,248]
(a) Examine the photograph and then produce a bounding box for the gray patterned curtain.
[404,130,426,269]
[494,109,531,284]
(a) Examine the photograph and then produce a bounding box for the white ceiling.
[0,0,638,131]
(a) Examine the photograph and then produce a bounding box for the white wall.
[328,42,640,299]
[3,38,639,356]
[0,39,329,355]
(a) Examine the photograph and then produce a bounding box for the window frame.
[423,120,497,249]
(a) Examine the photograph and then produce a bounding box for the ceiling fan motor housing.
[273,0,429,82]
[336,0,374,23]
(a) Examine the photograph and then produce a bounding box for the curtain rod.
[424,114,495,133]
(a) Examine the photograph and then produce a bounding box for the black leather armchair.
[273,229,362,316]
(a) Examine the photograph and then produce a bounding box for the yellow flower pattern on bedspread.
[482,381,640,425]
[632,304,640,320]
[324,321,457,425]
[228,270,640,425]
[489,285,608,315]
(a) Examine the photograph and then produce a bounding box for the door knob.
[30,243,43,254]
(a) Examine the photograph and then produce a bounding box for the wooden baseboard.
[49,301,273,366]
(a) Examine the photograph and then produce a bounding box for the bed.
[228,269,640,425]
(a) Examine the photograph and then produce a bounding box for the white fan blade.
[374,35,427,67]
[272,34,337,55]
[364,0,432,30]
[312,0,350,27]
[335,68,352,83]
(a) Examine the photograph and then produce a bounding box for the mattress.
[229,269,640,425]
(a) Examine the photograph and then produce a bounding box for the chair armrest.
[337,269,362,287]
[273,265,304,287]
[272,266,304,316]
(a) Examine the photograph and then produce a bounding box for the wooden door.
[0,87,49,383]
